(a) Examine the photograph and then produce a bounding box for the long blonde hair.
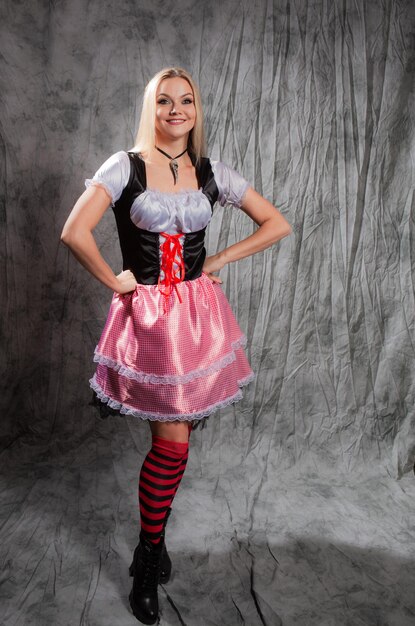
[132,67,206,165]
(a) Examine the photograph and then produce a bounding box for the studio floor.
[1,416,414,626]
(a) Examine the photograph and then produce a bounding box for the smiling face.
[155,77,196,144]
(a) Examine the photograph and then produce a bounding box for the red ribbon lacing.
[158,232,185,311]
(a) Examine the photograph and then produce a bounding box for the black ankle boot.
[129,532,163,624]
[130,508,172,584]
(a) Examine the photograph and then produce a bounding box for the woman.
[61,67,291,624]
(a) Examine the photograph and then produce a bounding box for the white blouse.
[85,150,250,234]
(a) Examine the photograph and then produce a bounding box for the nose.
[170,105,177,114]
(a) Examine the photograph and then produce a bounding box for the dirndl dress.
[85,150,255,429]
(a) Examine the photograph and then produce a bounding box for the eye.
[183,98,193,104]
[157,98,170,104]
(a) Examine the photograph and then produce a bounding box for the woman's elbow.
[60,225,73,246]
[273,217,292,241]
[60,224,84,248]
[282,222,292,238]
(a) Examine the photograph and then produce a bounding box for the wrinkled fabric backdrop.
[1,0,415,624]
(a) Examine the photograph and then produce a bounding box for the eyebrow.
[157,92,194,98]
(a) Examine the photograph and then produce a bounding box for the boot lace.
[138,545,161,590]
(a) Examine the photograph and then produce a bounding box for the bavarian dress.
[90,272,254,429]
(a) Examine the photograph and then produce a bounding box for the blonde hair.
[132,67,206,165]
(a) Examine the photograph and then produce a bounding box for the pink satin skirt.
[90,272,254,425]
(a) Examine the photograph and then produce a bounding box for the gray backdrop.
[1,0,415,624]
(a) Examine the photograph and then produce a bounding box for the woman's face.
[155,77,196,143]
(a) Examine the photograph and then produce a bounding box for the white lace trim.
[85,179,115,207]
[93,335,248,385]
[89,371,255,422]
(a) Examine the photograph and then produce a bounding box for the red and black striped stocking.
[138,430,190,543]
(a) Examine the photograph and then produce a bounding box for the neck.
[153,135,189,158]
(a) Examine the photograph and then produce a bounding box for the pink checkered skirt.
[90,272,254,426]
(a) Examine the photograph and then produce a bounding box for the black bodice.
[112,152,219,285]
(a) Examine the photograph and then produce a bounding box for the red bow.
[158,232,185,309]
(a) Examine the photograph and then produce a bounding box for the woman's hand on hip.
[202,254,225,284]
[115,270,138,294]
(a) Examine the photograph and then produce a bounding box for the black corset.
[111,152,219,285]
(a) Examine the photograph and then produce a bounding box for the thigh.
[148,420,191,442]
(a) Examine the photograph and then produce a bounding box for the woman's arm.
[202,186,292,283]
[60,185,137,294]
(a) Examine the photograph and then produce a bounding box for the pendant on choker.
[155,146,187,185]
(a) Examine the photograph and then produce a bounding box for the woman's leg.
[129,421,193,623]
[138,420,192,543]
[148,420,191,442]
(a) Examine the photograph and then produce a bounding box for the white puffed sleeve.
[210,160,250,208]
[84,150,130,207]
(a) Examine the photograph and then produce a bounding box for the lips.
[167,119,186,124]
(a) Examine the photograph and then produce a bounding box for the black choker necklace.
[155,146,188,185]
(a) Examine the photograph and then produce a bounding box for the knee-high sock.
[171,423,192,498]
[139,434,189,543]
